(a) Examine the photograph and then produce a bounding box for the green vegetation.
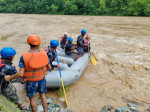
[0,0,149,16]
[0,95,21,112]
[58,86,69,97]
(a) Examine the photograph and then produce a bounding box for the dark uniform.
[77,35,85,55]
[65,43,73,55]
[46,46,57,70]
[60,36,68,49]
[0,59,23,104]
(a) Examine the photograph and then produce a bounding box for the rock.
[129,106,136,111]
[147,107,150,112]
[47,98,53,104]
[115,106,131,112]
[59,98,65,102]
[57,103,61,107]
[56,107,60,111]
[26,105,32,111]
[134,110,141,112]
[60,108,66,112]
[37,105,44,112]
[51,97,55,101]
[60,108,70,112]
[101,105,114,111]
[127,103,136,108]
[100,110,109,112]
[54,104,59,108]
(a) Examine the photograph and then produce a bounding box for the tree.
[99,0,106,14]
[129,0,150,16]
[83,0,96,15]
[64,0,78,15]
[51,4,58,14]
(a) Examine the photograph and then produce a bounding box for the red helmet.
[27,34,41,45]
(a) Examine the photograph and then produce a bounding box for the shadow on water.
[1,33,15,41]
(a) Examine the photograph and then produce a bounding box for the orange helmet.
[27,34,41,45]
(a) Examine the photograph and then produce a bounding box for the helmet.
[81,29,87,34]
[0,47,16,58]
[64,32,68,36]
[50,40,59,47]
[68,37,73,42]
[27,34,41,45]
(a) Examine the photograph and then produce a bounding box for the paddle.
[87,41,97,65]
[90,52,97,65]
[55,51,68,107]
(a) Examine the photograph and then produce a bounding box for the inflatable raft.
[46,48,90,88]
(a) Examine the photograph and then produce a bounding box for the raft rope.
[52,55,91,72]
[55,47,91,72]
[57,48,65,52]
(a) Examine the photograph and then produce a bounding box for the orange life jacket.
[23,50,49,81]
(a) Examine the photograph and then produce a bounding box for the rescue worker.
[65,37,77,56]
[60,32,68,49]
[0,47,27,110]
[44,40,60,70]
[75,29,88,61]
[5,34,51,112]
[83,34,91,52]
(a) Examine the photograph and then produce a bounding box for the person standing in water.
[5,34,51,112]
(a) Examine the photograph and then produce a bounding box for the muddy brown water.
[0,14,150,112]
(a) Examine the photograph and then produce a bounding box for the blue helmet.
[50,40,59,48]
[81,29,87,34]
[68,37,73,42]
[0,47,16,58]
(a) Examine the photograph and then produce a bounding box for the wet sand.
[0,14,150,112]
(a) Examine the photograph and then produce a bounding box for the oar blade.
[91,56,97,65]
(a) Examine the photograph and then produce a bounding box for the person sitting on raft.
[65,37,78,56]
[75,29,88,61]
[60,32,68,49]
[44,40,60,70]
[0,47,27,110]
[83,34,91,52]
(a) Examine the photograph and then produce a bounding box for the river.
[0,14,150,112]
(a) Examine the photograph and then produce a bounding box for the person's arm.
[77,37,86,47]
[46,63,51,70]
[5,67,25,81]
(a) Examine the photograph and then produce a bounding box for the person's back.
[65,43,73,55]
[46,40,59,70]
[60,32,68,49]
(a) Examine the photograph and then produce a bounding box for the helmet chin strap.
[4,57,12,62]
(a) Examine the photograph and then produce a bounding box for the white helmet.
[64,32,68,36]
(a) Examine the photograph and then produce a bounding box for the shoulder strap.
[0,59,5,68]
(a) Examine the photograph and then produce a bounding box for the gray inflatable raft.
[46,48,90,88]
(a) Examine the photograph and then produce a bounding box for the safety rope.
[57,48,65,52]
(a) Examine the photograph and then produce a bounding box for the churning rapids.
[0,14,150,112]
